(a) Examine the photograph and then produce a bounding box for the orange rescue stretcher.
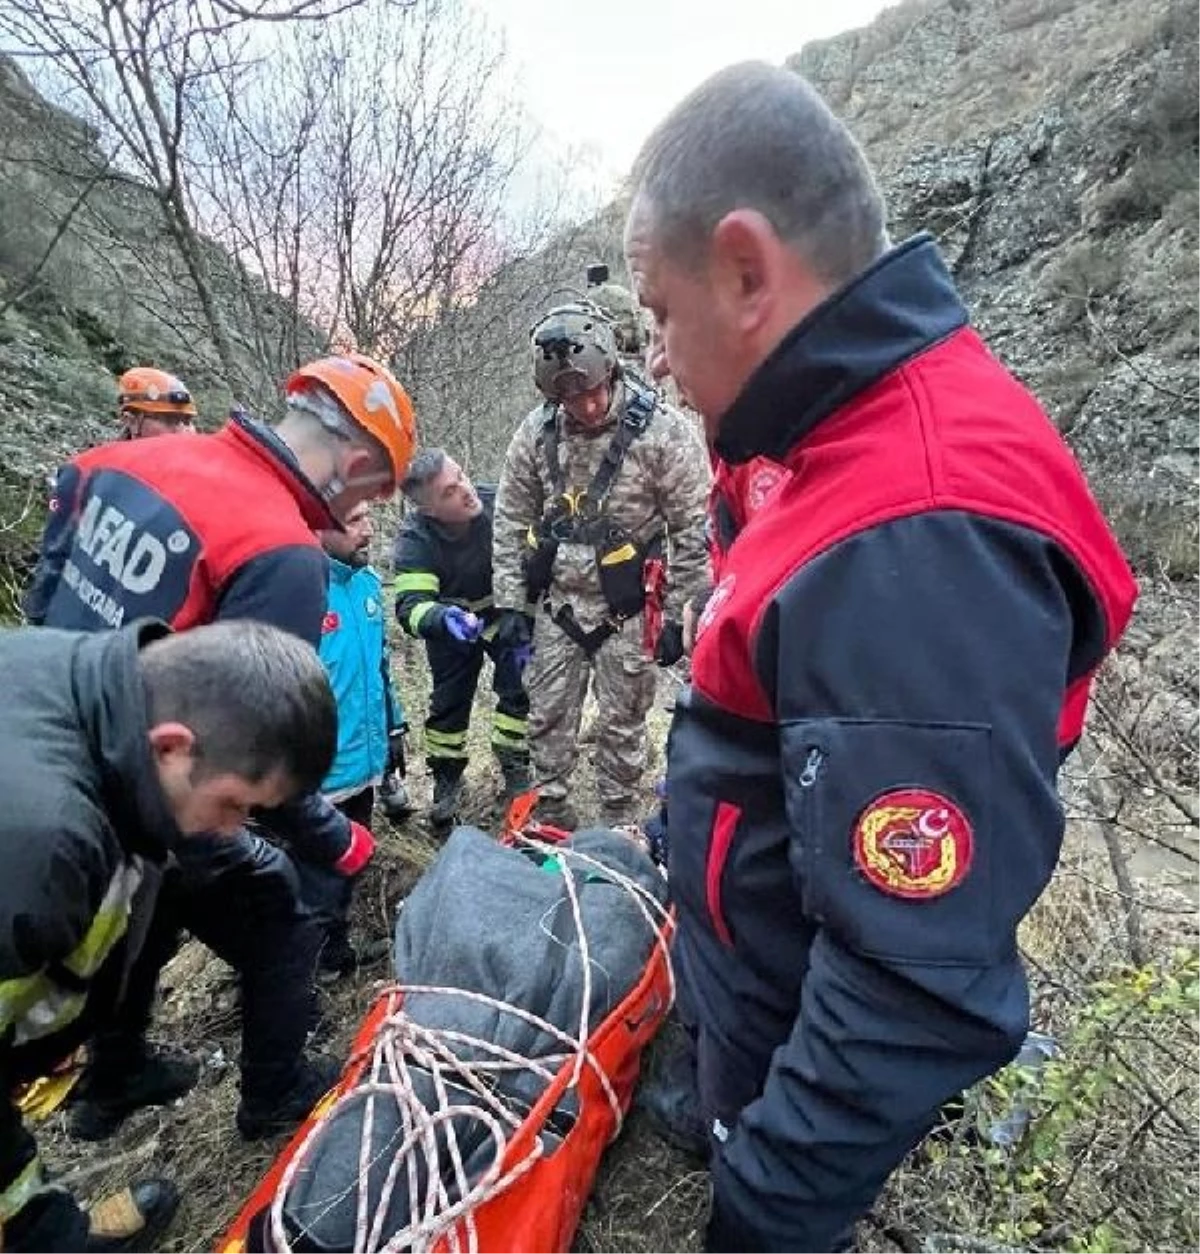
[219,796,673,1254]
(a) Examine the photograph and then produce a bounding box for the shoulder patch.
[852,787,972,899]
[695,574,736,642]
[321,610,340,635]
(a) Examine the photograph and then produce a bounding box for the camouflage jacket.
[494,378,712,627]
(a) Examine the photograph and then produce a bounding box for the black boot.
[317,922,359,983]
[84,1179,180,1252]
[236,1054,342,1141]
[634,1018,709,1162]
[429,765,465,830]
[70,1044,199,1142]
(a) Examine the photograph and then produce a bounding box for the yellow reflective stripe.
[425,727,468,761]
[426,744,469,761]
[600,542,638,566]
[0,973,48,1037]
[63,864,139,978]
[491,729,527,750]
[465,595,495,612]
[493,713,527,735]
[0,1155,45,1222]
[395,571,440,595]
[408,601,439,634]
[0,862,139,1042]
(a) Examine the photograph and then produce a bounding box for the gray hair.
[629,61,889,286]
[140,620,336,793]
[400,448,448,501]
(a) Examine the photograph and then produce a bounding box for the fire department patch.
[852,788,973,899]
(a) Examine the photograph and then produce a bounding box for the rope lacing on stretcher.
[265,832,674,1254]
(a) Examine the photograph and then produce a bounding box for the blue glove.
[513,641,534,674]
[443,606,482,643]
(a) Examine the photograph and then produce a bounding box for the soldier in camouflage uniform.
[493,279,711,828]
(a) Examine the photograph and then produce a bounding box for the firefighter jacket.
[24,412,352,867]
[667,235,1139,1251]
[0,621,177,1223]
[392,486,500,640]
[493,380,711,631]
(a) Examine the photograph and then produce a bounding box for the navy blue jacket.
[668,237,1137,1251]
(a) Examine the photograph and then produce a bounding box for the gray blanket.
[257,827,667,1253]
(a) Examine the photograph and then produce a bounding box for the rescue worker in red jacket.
[625,62,1138,1251]
[24,367,197,628]
[23,354,416,1142]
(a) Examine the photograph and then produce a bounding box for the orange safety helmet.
[285,354,416,489]
[117,367,197,419]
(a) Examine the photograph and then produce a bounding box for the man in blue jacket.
[624,62,1138,1251]
[314,501,411,976]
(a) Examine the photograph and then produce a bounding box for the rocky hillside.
[793,0,1198,574]
[0,54,319,609]
[0,0,1195,604]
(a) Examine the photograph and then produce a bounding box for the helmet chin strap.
[321,465,393,511]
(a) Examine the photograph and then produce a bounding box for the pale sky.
[483,0,897,204]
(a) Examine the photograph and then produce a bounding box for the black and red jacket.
[706,454,789,580]
[25,414,352,864]
[667,236,1137,1251]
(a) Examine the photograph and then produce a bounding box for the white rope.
[266,834,673,1253]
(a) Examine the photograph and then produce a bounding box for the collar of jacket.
[73,619,183,862]
[219,411,339,532]
[327,556,354,584]
[713,234,969,466]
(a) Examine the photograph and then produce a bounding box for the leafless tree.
[0,0,387,394]
[188,0,582,443]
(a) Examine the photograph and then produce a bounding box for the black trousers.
[92,831,321,1106]
[425,637,529,777]
[291,788,376,955]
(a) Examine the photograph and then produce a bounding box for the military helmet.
[530,302,618,401]
[586,262,645,355]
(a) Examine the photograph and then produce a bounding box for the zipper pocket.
[705,801,741,948]
[796,746,826,917]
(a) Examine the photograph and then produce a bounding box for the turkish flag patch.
[852,787,973,899]
[321,611,340,635]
